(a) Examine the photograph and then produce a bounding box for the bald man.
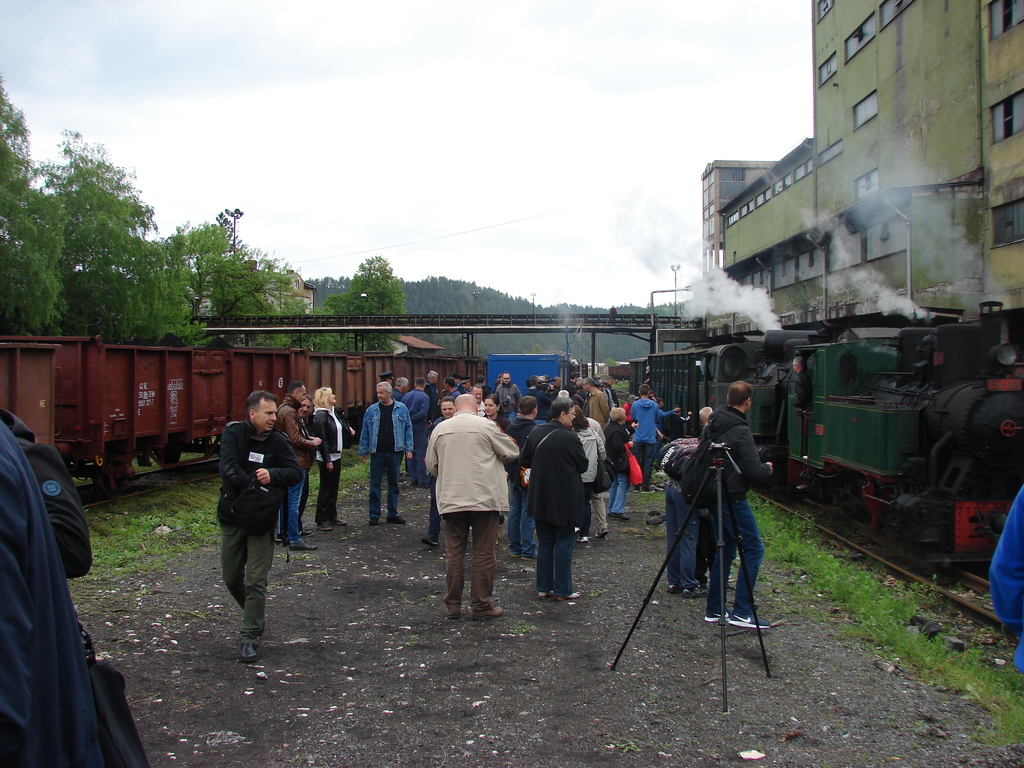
[426,394,519,620]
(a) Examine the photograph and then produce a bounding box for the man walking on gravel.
[426,394,519,620]
[219,391,302,663]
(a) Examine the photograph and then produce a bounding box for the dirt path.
[74,480,1022,767]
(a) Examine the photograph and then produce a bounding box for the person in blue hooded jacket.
[629,383,679,491]
[991,484,1024,673]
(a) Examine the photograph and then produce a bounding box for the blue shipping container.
[487,354,561,392]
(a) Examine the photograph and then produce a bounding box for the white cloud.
[1,0,812,308]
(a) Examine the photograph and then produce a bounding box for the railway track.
[82,460,220,509]
[757,491,999,626]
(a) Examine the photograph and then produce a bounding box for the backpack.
[674,425,739,509]
[657,437,701,481]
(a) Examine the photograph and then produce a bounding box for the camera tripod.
[610,442,771,713]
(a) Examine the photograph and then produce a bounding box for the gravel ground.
[73,479,1024,767]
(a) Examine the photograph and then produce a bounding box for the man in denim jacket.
[359,382,415,525]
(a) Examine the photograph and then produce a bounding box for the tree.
[0,78,64,333]
[325,255,406,350]
[166,222,301,317]
[42,132,188,341]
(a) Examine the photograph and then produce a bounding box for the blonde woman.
[311,387,354,530]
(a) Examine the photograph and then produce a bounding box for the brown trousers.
[443,510,500,613]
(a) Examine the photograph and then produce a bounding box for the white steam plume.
[683,268,782,330]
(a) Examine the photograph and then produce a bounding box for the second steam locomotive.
[644,302,1024,562]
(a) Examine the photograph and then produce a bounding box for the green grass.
[752,497,1024,743]
[83,452,371,578]
[84,482,222,575]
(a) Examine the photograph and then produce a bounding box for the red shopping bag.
[625,443,643,486]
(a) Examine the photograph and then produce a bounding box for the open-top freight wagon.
[0,336,482,494]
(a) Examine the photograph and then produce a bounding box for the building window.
[721,168,746,182]
[853,91,878,129]
[991,0,1023,38]
[818,53,837,86]
[880,0,915,27]
[993,198,1024,245]
[818,0,834,21]
[845,14,876,60]
[993,90,1024,142]
[755,189,771,207]
[793,159,814,181]
[855,169,879,199]
[727,211,740,226]
[774,179,785,194]
[818,138,844,166]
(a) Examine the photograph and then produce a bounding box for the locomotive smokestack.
[979,301,1008,373]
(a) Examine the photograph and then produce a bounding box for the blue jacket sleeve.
[400,404,414,451]
[991,489,1024,643]
[358,406,375,456]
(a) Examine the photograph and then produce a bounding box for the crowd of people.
[218,369,778,661]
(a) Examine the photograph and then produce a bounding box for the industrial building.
[704,0,1024,332]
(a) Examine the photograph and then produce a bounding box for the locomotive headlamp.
[992,343,1018,366]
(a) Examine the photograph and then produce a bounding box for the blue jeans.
[535,518,576,596]
[580,481,594,537]
[665,485,700,589]
[633,441,657,488]
[368,451,403,519]
[507,478,535,557]
[410,424,429,485]
[426,474,441,540]
[608,472,629,515]
[705,498,765,618]
[285,470,308,543]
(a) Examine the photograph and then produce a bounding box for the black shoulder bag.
[231,478,285,536]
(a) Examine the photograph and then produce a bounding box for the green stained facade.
[704,0,1024,333]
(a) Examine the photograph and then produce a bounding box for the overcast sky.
[2,1,813,309]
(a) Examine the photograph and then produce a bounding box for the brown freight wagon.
[0,337,302,493]
[0,342,58,445]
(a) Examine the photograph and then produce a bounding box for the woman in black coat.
[311,387,354,530]
[603,407,633,521]
[520,398,588,600]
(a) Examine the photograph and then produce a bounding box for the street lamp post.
[216,208,244,252]
[473,291,481,314]
[531,292,536,319]
[671,264,681,317]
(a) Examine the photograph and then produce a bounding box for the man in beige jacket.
[426,394,520,620]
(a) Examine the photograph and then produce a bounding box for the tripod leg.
[712,464,729,713]
[723,497,772,679]
[610,469,712,671]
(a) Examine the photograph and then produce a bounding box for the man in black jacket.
[218,391,302,663]
[702,381,774,630]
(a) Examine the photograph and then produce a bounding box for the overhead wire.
[289,190,634,267]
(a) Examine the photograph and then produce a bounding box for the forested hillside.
[309,274,653,362]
